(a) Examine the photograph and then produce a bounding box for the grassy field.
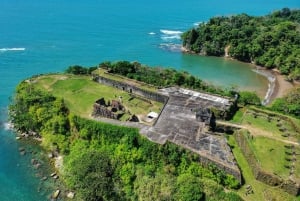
[33,74,163,119]
[228,106,300,200]
[227,135,300,201]
[241,110,299,142]
[248,136,290,178]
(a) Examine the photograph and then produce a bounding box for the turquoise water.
[0,0,299,200]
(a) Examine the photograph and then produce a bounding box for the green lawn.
[33,74,163,119]
[241,110,299,142]
[248,136,290,178]
[227,135,299,201]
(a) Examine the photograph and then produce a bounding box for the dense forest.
[9,80,241,201]
[182,8,300,80]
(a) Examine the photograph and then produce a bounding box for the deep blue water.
[0,0,299,200]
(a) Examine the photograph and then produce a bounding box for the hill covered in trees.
[9,78,241,201]
[182,8,300,80]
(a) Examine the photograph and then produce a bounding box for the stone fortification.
[93,75,241,183]
[235,131,300,196]
[94,76,168,103]
[144,91,241,183]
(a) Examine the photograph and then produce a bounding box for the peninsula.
[9,61,300,201]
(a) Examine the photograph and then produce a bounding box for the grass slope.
[33,74,163,119]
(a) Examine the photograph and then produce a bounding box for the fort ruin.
[93,75,241,183]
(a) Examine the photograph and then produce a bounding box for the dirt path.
[243,125,299,146]
[216,120,299,146]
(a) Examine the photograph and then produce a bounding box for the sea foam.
[3,122,13,130]
[0,47,26,52]
[160,29,183,41]
[160,29,183,35]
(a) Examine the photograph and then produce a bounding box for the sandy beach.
[270,70,297,100]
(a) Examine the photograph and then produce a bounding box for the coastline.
[181,46,297,105]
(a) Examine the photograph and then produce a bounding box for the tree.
[65,150,117,201]
[238,91,261,106]
[175,173,204,201]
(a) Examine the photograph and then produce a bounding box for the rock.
[52,190,60,199]
[53,175,59,179]
[31,159,38,165]
[50,172,57,177]
[67,191,75,199]
[19,147,25,152]
[20,150,26,156]
[42,176,48,181]
[34,163,41,169]
[16,136,21,140]
[48,153,54,158]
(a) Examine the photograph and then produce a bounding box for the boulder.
[67,191,75,199]
[52,190,60,199]
[48,153,54,158]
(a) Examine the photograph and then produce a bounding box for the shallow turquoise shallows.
[0,0,299,200]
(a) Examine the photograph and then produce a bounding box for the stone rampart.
[197,152,242,183]
[235,131,300,196]
[94,76,169,103]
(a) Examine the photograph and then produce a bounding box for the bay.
[0,0,299,200]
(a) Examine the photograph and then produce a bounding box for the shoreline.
[181,46,297,104]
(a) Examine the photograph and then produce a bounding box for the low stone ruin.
[92,98,124,120]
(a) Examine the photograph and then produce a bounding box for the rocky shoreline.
[11,126,75,201]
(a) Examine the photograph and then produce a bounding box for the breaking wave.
[160,29,183,35]
[193,21,202,26]
[0,47,26,52]
[3,122,13,130]
[160,29,183,41]
[253,69,276,105]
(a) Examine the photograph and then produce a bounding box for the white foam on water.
[161,35,181,40]
[193,21,202,26]
[0,47,26,52]
[3,122,13,130]
[160,29,183,35]
[148,32,156,35]
[253,69,276,105]
[160,29,183,42]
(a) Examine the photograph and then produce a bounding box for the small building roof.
[147,111,158,119]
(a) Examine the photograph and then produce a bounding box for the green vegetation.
[65,65,97,75]
[33,74,162,119]
[182,8,300,80]
[242,109,299,142]
[249,136,289,178]
[98,60,238,98]
[270,87,300,118]
[228,106,300,199]
[238,91,261,106]
[227,135,299,201]
[10,78,241,201]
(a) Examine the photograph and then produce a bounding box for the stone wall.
[94,76,169,103]
[92,103,118,119]
[197,153,242,184]
[235,131,300,196]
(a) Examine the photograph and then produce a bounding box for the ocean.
[0,0,299,200]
